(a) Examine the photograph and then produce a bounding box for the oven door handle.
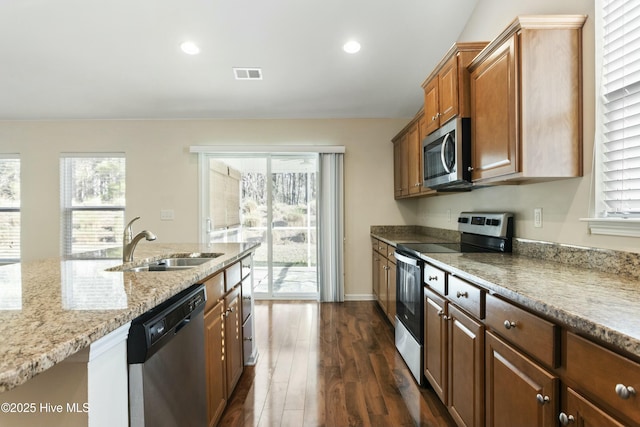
[393,251,419,266]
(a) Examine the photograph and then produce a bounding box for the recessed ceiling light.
[343,40,361,54]
[180,41,200,55]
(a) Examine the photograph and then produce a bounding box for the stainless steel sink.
[108,253,224,272]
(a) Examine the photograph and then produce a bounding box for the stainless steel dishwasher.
[127,283,207,427]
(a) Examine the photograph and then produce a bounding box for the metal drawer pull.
[615,384,636,400]
[503,320,517,330]
[536,394,550,405]
[456,291,468,298]
[558,413,575,425]
[428,276,438,281]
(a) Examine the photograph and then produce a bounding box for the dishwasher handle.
[174,316,191,334]
[394,251,420,266]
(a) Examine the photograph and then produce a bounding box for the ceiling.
[0,0,478,120]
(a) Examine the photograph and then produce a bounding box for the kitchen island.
[0,242,258,427]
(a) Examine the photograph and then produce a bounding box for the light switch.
[534,208,543,228]
[160,209,175,221]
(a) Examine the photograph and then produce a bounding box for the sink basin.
[155,257,214,267]
[109,253,224,272]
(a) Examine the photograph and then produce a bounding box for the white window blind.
[0,156,20,262]
[600,0,640,216]
[60,154,125,257]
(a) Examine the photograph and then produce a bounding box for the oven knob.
[458,217,469,223]
[491,219,501,226]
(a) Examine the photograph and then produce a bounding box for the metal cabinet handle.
[244,337,253,342]
[536,394,550,405]
[503,320,517,330]
[468,166,474,172]
[456,291,468,298]
[437,310,445,317]
[428,276,438,281]
[558,413,575,425]
[243,296,251,300]
[442,315,452,321]
[615,384,636,400]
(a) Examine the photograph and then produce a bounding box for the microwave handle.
[394,251,419,266]
[440,133,453,173]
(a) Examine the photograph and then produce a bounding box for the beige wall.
[415,0,640,253]
[0,118,412,297]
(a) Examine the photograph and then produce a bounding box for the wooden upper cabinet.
[468,15,586,183]
[422,42,488,136]
[392,111,433,199]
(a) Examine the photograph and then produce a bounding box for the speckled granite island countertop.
[372,228,640,360]
[0,242,259,393]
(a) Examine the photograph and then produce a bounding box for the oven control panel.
[458,212,514,238]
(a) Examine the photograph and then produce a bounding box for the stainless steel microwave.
[422,117,472,190]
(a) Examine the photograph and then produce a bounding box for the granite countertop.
[0,242,259,393]
[372,230,640,360]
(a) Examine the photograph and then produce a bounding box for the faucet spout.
[123,217,156,262]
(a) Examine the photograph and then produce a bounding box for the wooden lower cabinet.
[559,387,625,427]
[225,285,244,394]
[485,331,558,427]
[205,301,227,427]
[371,239,396,325]
[448,304,484,427]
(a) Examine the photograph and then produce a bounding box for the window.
[0,156,20,262]
[589,0,640,235]
[60,154,125,257]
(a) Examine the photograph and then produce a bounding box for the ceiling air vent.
[233,67,263,80]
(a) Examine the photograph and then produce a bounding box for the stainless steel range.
[394,212,514,386]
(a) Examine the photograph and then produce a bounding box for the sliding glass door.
[201,154,318,299]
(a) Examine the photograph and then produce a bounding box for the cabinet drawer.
[377,241,389,257]
[424,264,446,296]
[203,272,225,312]
[225,261,242,290]
[566,332,640,425]
[485,293,558,368]
[448,275,484,319]
[387,246,397,263]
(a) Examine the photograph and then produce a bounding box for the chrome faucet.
[123,216,157,262]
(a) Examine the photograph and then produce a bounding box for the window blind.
[601,0,640,216]
[60,155,125,257]
[0,156,20,261]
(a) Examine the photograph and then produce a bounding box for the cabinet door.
[438,55,459,125]
[448,304,485,427]
[424,78,440,135]
[393,139,402,198]
[393,136,408,198]
[470,34,519,182]
[407,123,422,195]
[560,387,625,427]
[387,260,397,325]
[225,286,244,394]
[424,288,448,404]
[378,258,389,315]
[205,303,227,427]
[372,251,381,302]
[486,331,558,427]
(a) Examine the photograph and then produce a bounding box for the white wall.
[416,0,640,253]
[0,118,413,297]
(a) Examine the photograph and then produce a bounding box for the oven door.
[394,251,423,344]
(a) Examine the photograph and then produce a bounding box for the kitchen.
[1,0,638,426]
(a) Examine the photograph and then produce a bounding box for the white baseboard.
[344,293,376,301]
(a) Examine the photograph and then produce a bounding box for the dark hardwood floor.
[218,300,455,427]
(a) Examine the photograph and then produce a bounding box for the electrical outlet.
[160,209,175,221]
[534,208,543,228]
